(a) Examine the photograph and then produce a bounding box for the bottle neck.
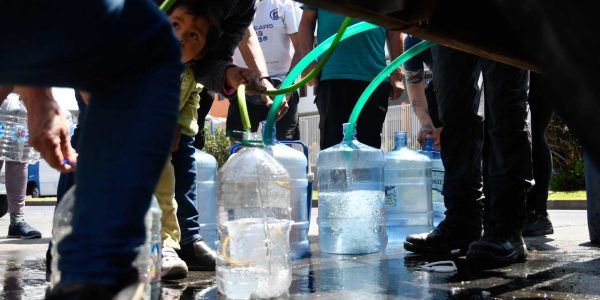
[423,137,434,151]
[261,121,277,146]
[342,123,357,144]
[392,132,407,150]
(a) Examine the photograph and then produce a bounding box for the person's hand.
[389,68,404,99]
[0,85,14,105]
[17,87,77,172]
[224,66,266,95]
[417,123,435,147]
[260,78,288,121]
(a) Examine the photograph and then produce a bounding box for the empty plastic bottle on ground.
[52,186,162,300]
[262,121,310,259]
[317,123,387,254]
[417,136,444,227]
[385,131,432,244]
[134,196,162,300]
[216,134,292,299]
[194,149,218,249]
[0,93,39,163]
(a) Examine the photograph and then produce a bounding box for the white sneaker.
[161,247,188,280]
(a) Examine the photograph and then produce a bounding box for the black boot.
[466,228,528,270]
[404,219,482,255]
[176,239,216,271]
[523,212,554,237]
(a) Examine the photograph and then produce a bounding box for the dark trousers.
[1,0,182,285]
[432,45,532,232]
[172,135,199,245]
[227,80,300,141]
[315,79,390,150]
[527,73,553,215]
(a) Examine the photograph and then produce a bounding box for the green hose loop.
[263,21,379,145]
[344,40,435,145]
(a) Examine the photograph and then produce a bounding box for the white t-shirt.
[233,0,301,81]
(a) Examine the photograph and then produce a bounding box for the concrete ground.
[1,207,599,299]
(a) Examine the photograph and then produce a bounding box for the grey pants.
[0,160,27,214]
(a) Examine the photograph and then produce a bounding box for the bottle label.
[149,242,160,282]
[11,125,28,142]
[0,122,4,138]
[385,186,397,207]
[432,169,444,193]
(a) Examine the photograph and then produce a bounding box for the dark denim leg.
[431,45,484,223]
[479,59,532,232]
[527,73,553,214]
[173,135,200,245]
[584,149,600,243]
[0,0,183,286]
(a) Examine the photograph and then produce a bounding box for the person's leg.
[584,148,600,244]
[155,158,181,250]
[1,0,182,290]
[154,158,189,279]
[4,161,41,239]
[172,135,199,246]
[193,89,215,150]
[173,134,216,270]
[356,83,389,149]
[466,60,531,268]
[524,73,554,236]
[404,46,483,254]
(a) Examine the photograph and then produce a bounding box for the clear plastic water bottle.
[316,123,387,254]
[50,186,76,287]
[262,121,310,260]
[0,93,39,163]
[384,131,432,244]
[194,149,218,249]
[134,196,162,300]
[51,186,161,299]
[216,134,292,299]
[417,137,445,227]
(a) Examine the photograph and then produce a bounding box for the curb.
[26,200,57,206]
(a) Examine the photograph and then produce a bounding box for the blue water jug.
[262,122,310,259]
[317,123,387,254]
[385,131,432,244]
[417,137,445,227]
[194,149,218,249]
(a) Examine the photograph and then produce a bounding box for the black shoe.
[404,219,482,255]
[523,213,554,237]
[466,229,528,270]
[8,221,42,239]
[176,239,216,271]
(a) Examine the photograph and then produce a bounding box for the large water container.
[317,123,387,254]
[216,136,292,299]
[262,122,310,259]
[0,93,39,163]
[52,186,162,300]
[195,149,218,249]
[418,137,445,227]
[384,131,432,244]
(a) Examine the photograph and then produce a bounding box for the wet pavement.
[1,207,599,299]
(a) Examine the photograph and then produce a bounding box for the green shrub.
[203,126,230,168]
[547,115,585,191]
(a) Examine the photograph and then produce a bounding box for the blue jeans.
[172,135,200,245]
[584,149,600,243]
[0,0,182,286]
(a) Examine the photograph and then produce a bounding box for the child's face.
[169,7,209,63]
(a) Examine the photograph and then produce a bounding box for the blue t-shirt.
[303,6,388,82]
